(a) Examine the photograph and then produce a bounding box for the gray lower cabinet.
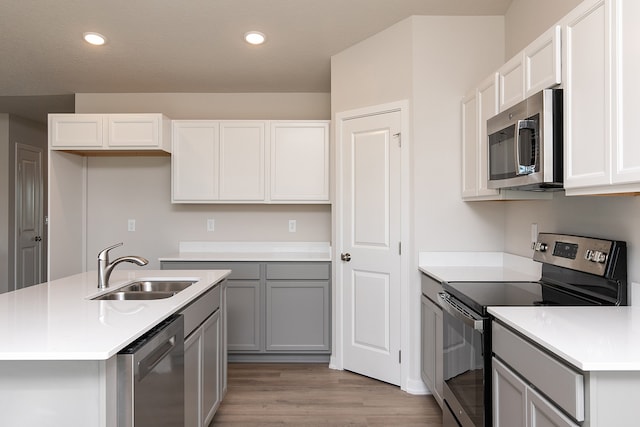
[181,284,224,427]
[420,273,444,407]
[492,322,580,427]
[163,260,331,362]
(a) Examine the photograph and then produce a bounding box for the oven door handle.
[437,292,485,332]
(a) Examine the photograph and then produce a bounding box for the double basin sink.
[92,280,195,300]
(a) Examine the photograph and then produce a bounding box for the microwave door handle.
[516,119,537,175]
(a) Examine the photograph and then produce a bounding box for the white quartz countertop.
[159,241,331,262]
[418,251,541,283]
[489,306,640,371]
[0,269,229,361]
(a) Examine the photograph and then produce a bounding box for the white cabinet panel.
[106,114,164,149]
[525,26,562,97]
[499,55,525,111]
[270,122,330,202]
[172,121,219,202]
[49,113,169,152]
[461,88,479,199]
[219,122,265,201]
[563,0,610,190]
[49,114,103,148]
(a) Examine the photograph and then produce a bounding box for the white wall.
[331,15,506,394]
[74,93,331,270]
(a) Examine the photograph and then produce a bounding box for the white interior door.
[339,110,402,385]
[15,143,44,289]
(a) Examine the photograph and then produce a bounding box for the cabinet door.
[270,122,330,202]
[202,310,221,426]
[49,114,104,149]
[613,0,640,185]
[499,53,525,111]
[493,357,527,427]
[106,114,161,148]
[477,73,501,198]
[219,121,266,201]
[525,25,562,97]
[563,0,611,189]
[265,281,330,351]
[527,387,579,427]
[184,330,203,427]
[420,295,443,406]
[461,89,479,199]
[172,121,220,202]
[226,280,262,352]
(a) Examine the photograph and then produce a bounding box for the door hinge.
[393,132,401,147]
[399,242,402,255]
[399,350,402,363]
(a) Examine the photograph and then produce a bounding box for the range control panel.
[532,233,620,277]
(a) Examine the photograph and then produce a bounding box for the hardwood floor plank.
[211,363,442,426]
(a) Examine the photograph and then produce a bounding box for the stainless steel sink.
[92,280,196,301]
[94,291,176,300]
[120,280,194,293]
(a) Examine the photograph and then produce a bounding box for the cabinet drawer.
[266,263,330,280]
[492,321,584,421]
[211,263,260,280]
[181,284,221,337]
[162,261,260,280]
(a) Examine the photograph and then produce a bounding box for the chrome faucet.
[97,242,149,289]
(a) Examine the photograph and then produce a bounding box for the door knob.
[34,236,42,242]
[341,253,351,262]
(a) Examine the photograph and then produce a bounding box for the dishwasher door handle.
[437,292,485,332]
[138,335,177,381]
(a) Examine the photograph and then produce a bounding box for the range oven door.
[438,293,489,427]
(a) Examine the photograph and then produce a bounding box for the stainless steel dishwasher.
[118,314,185,426]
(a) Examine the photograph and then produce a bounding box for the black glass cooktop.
[442,281,544,315]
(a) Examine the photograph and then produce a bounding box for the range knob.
[533,242,548,252]
[594,251,607,263]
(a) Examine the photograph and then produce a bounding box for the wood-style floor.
[211,363,443,426]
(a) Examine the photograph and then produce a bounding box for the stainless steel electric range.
[438,233,628,427]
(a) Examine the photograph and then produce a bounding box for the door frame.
[331,100,411,390]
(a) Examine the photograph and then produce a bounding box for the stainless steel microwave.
[487,89,563,190]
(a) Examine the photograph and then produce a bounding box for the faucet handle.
[98,242,123,260]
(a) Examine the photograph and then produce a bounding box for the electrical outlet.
[288,219,297,233]
[128,219,136,232]
[207,218,215,232]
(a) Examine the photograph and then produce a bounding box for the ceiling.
[0,0,511,121]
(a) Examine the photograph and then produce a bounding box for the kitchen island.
[0,269,229,427]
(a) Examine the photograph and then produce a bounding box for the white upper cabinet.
[49,113,170,153]
[564,0,640,195]
[172,121,220,202]
[562,0,640,194]
[499,55,525,111]
[219,122,266,201]
[172,120,330,204]
[270,121,330,203]
[499,25,562,111]
[525,25,562,97]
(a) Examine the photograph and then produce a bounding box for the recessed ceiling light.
[83,32,107,46]
[244,31,266,45]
